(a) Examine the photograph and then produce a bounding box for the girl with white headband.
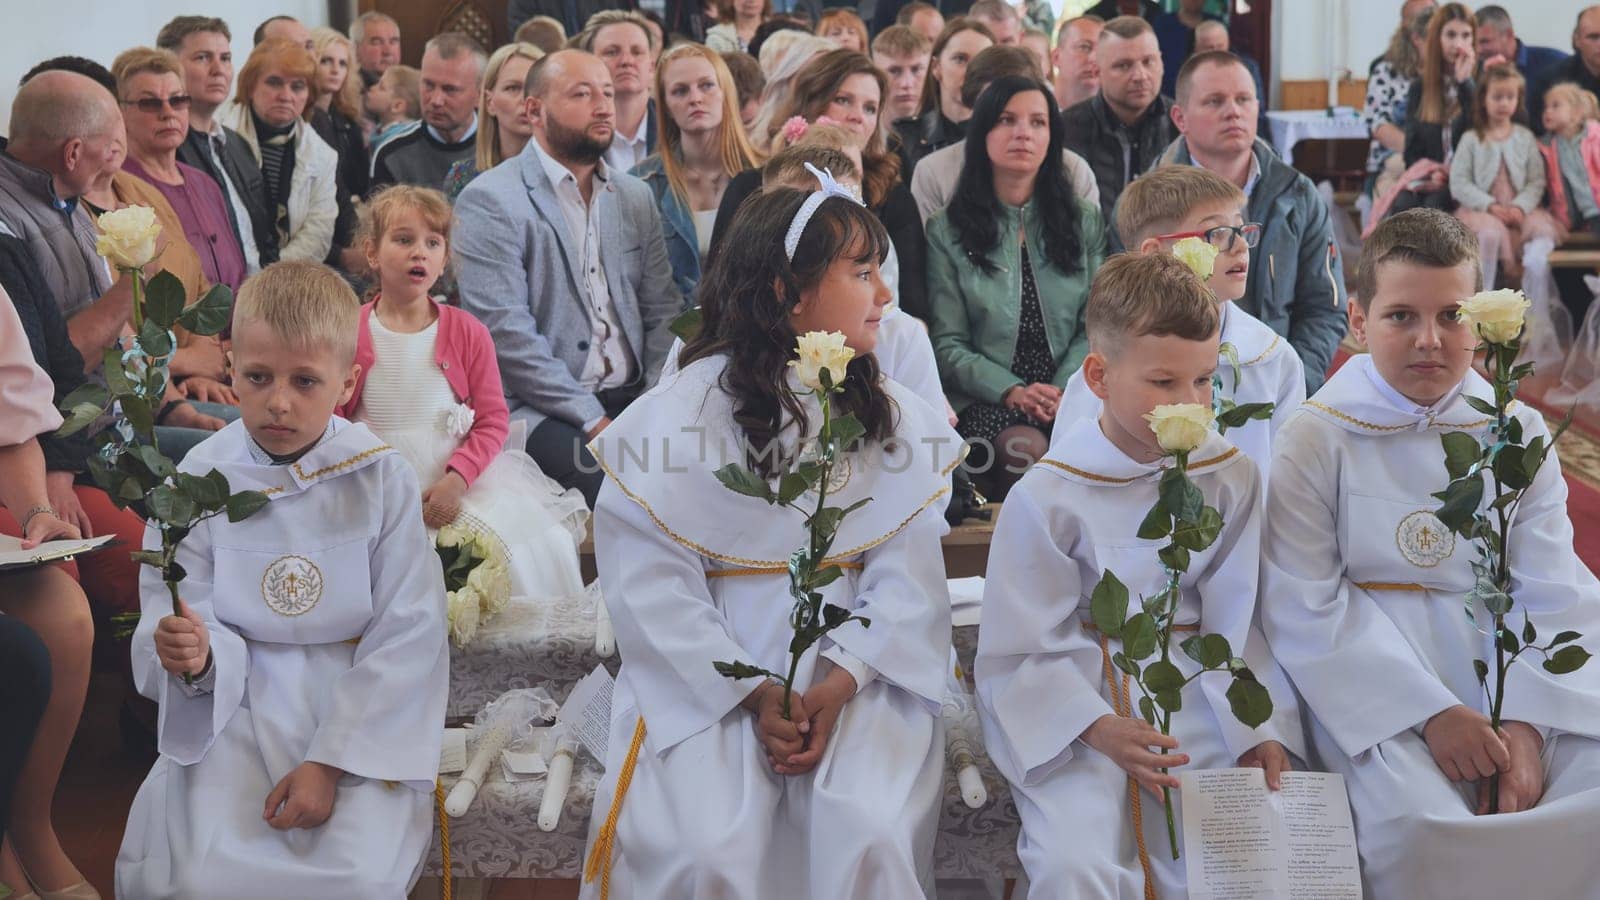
[581,172,962,898]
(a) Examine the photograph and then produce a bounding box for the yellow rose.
[1457,289,1530,345]
[1171,237,1218,281]
[447,586,481,646]
[437,523,467,548]
[1143,403,1215,454]
[94,205,162,271]
[788,331,855,392]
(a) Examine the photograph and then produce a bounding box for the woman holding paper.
[0,284,99,900]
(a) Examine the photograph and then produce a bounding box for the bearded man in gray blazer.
[455,50,682,507]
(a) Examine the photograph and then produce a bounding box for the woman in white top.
[632,43,762,303]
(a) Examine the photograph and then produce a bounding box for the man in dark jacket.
[1061,15,1175,225]
[1529,6,1600,135]
[1156,51,1347,390]
[157,15,279,268]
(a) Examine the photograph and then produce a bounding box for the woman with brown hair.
[1396,4,1477,212]
[894,17,995,172]
[226,37,340,262]
[711,48,931,318]
[705,0,770,53]
[633,43,762,300]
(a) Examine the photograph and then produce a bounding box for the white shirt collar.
[1362,357,1466,418]
[426,113,478,146]
[529,134,610,194]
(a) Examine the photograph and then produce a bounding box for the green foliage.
[712,361,875,719]
[53,269,265,628]
[668,306,703,342]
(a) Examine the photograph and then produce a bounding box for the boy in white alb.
[1051,166,1304,474]
[977,254,1304,899]
[1260,209,1600,898]
[116,262,449,900]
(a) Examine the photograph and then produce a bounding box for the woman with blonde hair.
[632,42,761,299]
[226,37,340,262]
[311,27,369,271]
[444,41,545,200]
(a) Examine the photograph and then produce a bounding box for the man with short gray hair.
[370,32,486,192]
[1475,5,1566,81]
[1529,5,1600,135]
[350,11,402,89]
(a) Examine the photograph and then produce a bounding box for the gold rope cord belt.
[1353,581,1428,592]
[704,561,866,578]
[584,715,648,899]
[1084,621,1201,900]
[434,781,452,900]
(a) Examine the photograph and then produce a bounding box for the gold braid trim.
[1353,581,1428,592]
[585,716,648,899]
[706,562,865,578]
[435,781,452,900]
[1306,401,1498,433]
[1240,334,1281,367]
[257,444,395,496]
[593,452,960,568]
[1039,447,1241,484]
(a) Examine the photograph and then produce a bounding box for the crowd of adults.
[8,1,1600,894]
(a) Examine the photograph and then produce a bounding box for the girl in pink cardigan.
[338,186,588,608]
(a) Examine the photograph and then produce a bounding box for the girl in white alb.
[338,186,588,602]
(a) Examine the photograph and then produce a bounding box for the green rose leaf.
[1138,695,1156,725]
[1112,651,1140,678]
[177,471,225,509]
[830,413,866,451]
[1500,630,1520,655]
[1544,645,1592,675]
[1473,658,1489,684]
[1136,500,1171,541]
[146,484,194,524]
[1504,415,1524,446]
[1089,570,1129,638]
[1226,675,1273,728]
[1159,468,1204,523]
[1215,401,1275,430]
[144,271,188,328]
[136,318,174,359]
[133,443,176,480]
[1551,630,1583,646]
[1434,477,1485,535]
[776,472,810,505]
[1144,659,1185,693]
[1492,445,1530,491]
[1465,395,1500,417]
[810,564,846,589]
[1155,689,1184,713]
[1122,612,1158,660]
[810,506,845,543]
[1158,542,1191,574]
[225,490,271,523]
[1440,432,1483,481]
[1522,435,1547,485]
[713,659,784,681]
[1172,505,1224,552]
[714,463,774,502]
[56,402,105,438]
[1181,633,1233,669]
[101,347,136,396]
[667,306,703,342]
[166,560,188,584]
[1522,616,1537,646]
[59,381,110,415]
[176,284,234,336]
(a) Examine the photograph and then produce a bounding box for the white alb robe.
[581,354,962,899]
[977,418,1305,899]
[1049,304,1305,477]
[116,419,449,900]
[1259,354,1600,899]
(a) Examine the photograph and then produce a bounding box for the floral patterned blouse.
[1362,60,1413,173]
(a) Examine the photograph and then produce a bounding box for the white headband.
[783,162,864,262]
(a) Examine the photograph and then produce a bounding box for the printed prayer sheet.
[1180,768,1362,900]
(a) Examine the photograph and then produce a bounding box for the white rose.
[445,403,476,438]
[94,206,162,270]
[788,331,855,392]
[437,523,467,548]
[1143,403,1215,454]
[1457,289,1530,345]
[1171,237,1219,281]
[447,586,481,646]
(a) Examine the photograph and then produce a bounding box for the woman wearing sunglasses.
[112,47,247,294]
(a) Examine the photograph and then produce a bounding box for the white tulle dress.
[355,313,589,602]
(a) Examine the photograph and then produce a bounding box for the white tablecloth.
[1266,110,1369,166]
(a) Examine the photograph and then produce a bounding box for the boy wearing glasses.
[1052,165,1304,477]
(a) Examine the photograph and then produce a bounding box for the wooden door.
[361,0,511,65]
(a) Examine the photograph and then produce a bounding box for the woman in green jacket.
[926,74,1105,498]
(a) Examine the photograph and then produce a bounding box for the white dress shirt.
[601,108,651,176]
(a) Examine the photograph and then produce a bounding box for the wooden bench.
[578,504,1001,582]
[1551,232,1600,271]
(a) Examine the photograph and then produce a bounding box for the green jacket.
[925,197,1105,414]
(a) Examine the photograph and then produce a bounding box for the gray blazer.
[454,143,682,432]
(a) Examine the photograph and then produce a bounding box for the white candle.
[539,738,578,831]
[595,593,615,658]
[445,724,511,817]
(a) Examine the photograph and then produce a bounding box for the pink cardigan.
[1541,121,1600,228]
[339,299,510,487]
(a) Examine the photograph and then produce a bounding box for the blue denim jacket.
[630,155,701,304]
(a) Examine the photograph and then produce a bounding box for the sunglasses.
[121,95,193,114]
[1152,222,1263,252]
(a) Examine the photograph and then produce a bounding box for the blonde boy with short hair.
[1051,166,1305,475]
[977,253,1304,898]
[1260,208,1600,898]
[116,262,448,899]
